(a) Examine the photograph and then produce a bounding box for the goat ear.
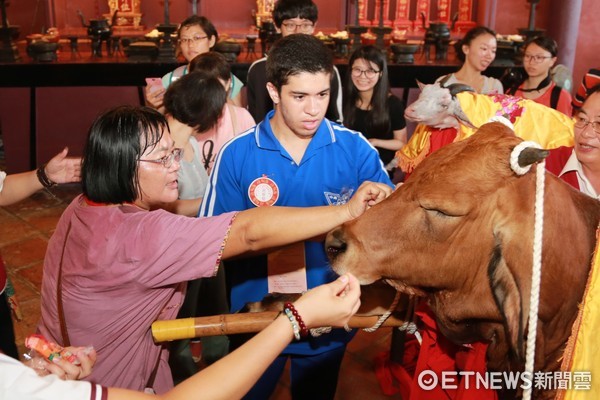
[416,80,425,91]
[488,244,525,361]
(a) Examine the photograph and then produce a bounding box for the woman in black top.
[343,45,407,172]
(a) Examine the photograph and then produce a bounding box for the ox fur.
[326,122,600,398]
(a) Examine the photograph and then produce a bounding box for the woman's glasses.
[523,54,552,64]
[139,148,183,168]
[351,67,381,79]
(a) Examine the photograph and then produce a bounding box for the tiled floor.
[1,184,401,399]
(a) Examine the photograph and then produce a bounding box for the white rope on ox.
[310,291,405,337]
[509,140,545,400]
[362,290,402,333]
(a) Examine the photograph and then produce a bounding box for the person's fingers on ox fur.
[293,274,361,329]
[346,182,392,218]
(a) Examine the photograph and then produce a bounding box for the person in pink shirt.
[4,273,361,400]
[36,105,391,394]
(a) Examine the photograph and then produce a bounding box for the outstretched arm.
[0,148,81,206]
[222,181,392,258]
[107,273,361,400]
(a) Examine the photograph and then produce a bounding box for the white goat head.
[404,81,477,129]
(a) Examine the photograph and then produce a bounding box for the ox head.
[404,81,476,129]
[326,122,600,370]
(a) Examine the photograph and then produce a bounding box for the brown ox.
[325,122,600,397]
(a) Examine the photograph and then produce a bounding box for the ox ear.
[488,244,525,361]
[518,147,550,168]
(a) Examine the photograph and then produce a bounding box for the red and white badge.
[248,176,279,207]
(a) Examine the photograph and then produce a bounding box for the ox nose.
[325,227,347,261]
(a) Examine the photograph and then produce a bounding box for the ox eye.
[421,205,455,218]
[427,209,451,217]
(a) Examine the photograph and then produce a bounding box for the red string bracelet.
[284,302,309,338]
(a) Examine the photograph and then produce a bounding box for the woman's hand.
[26,346,96,380]
[145,85,166,109]
[45,148,82,184]
[292,273,361,329]
[346,181,392,219]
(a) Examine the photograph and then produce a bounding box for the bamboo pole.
[152,312,406,342]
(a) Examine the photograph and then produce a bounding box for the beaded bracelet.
[283,307,301,341]
[36,164,56,188]
[284,302,309,338]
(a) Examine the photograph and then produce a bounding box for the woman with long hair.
[343,45,407,177]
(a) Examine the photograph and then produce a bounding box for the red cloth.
[374,304,498,400]
[428,128,459,157]
[544,146,580,190]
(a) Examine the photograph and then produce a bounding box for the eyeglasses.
[139,148,183,168]
[281,21,314,33]
[351,67,381,79]
[178,35,208,46]
[574,116,600,134]
[523,54,552,64]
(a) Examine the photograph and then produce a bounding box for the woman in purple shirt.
[36,106,391,394]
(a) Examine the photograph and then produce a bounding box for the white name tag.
[267,242,307,293]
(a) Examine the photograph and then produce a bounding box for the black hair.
[163,71,226,133]
[82,106,168,204]
[188,51,231,82]
[455,26,497,63]
[343,45,392,135]
[506,35,559,95]
[178,15,218,43]
[266,34,333,91]
[523,35,558,57]
[272,0,318,27]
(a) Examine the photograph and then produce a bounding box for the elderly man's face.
[574,92,600,168]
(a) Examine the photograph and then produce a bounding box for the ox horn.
[517,147,549,168]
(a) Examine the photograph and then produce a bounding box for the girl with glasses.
[343,45,407,181]
[144,16,245,111]
[436,26,504,95]
[506,36,573,116]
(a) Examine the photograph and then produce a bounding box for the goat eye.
[439,104,449,109]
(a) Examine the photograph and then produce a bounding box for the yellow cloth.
[558,231,600,400]
[398,92,574,173]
